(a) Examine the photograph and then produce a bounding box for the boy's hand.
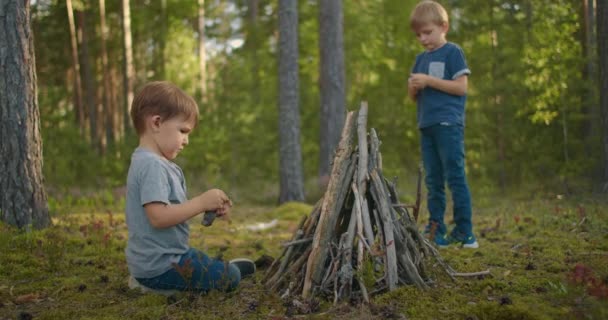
[409,73,429,89]
[408,77,417,90]
[198,188,232,214]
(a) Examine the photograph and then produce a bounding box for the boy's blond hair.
[410,0,449,31]
[130,81,199,136]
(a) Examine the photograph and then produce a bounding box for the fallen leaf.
[14,293,42,304]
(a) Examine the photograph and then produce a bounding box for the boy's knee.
[225,263,241,291]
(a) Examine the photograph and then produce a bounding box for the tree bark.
[122,0,134,133]
[198,0,207,104]
[247,0,260,106]
[0,0,51,230]
[599,0,608,184]
[318,0,346,181]
[77,10,99,151]
[278,0,305,203]
[155,0,168,80]
[99,0,114,150]
[66,0,84,135]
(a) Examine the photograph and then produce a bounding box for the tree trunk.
[318,0,346,182]
[122,0,134,133]
[155,0,168,80]
[77,10,99,152]
[598,0,608,184]
[489,2,506,191]
[198,0,207,104]
[0,0,51,230]
[248,0,261,106]
[99,0,115,149]
[278,0,305,203]
[66,0,85,135]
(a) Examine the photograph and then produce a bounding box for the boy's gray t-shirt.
[125,147,190,278]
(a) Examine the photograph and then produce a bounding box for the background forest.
[33,0,600,202]
[2,1,608,319]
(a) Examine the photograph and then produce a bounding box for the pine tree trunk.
[77,10,99,151]
[122,0,134,133]
[318,0,346,181]
[278,0,305,203]
[248,0,261,106]
[156,0,168,80]
[598,0,608,184]
[66,0,85,135]
[0,0,51,230]
[198,0,207,104]
[99,0,115,149]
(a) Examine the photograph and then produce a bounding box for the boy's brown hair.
[410,0,449,31]
[130,81,199,136]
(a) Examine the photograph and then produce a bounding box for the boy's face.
[150,115,195,160]
[414,22,448,51]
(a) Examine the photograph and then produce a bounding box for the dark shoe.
[230,258,256,278]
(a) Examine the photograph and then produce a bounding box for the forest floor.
[1,193,607,320]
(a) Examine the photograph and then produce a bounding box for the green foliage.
[28,0,600,201]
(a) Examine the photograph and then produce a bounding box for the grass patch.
[1,195,607,319]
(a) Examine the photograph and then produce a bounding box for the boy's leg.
[435,125,473,237]
[421,125,447,236]
[136,248,241,292]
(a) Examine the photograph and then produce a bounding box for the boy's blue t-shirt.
[125,147,190,278]
[411,42,471,129]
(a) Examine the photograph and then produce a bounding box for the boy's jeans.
[420,123,473,236]
[136,248,241,292]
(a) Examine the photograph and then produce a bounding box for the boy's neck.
[429,38,447,51]
[138,134,163,158]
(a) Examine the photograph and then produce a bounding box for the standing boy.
[125,81,255,294]
[408,1,478,248]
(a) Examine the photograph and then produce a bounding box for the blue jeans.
[421,124,473,236]
[136,248,241,292]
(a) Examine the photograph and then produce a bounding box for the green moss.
[1,197,607,319]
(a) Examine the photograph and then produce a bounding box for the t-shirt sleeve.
[448,45,471,80]
[138,161,171,206]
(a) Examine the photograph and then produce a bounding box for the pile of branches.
[263,103,465,304]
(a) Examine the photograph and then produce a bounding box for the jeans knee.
[226,263,241,291]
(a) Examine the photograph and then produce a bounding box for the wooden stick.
[369,129,382,171]
[303,111,357,298]
[357,102,369,195]
[355,202,370,303]
[267,229,303,286]
[270,247,312,291]
[282,237,313,247]
[264,215,307,281]
[369,168,398,291]
[303,199,323,236]
[414,163,422,222]
[449,270,491,278]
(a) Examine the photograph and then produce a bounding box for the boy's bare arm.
[144,189,231,228]
[409,73,468,96]
[408,78,418,102]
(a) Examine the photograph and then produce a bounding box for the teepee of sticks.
[263,103,472,304]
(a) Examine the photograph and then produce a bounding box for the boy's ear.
[442,22,450,33]
[148,115,162,132]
